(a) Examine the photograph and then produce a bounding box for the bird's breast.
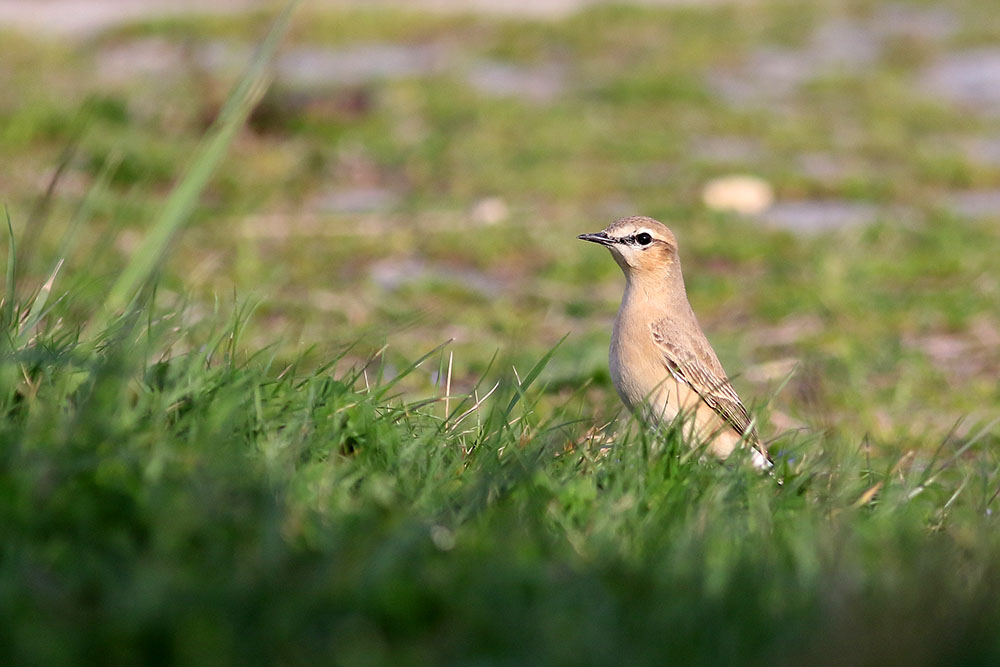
[610,309,688,423]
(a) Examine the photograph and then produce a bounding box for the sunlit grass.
[1,1,1000,662]
[2,232,999,662]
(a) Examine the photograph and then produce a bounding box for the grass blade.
[90,0,300,335]
[15,259,64,348]
[504,334,566,418]
[3,208,15,330]
[374,339,453,401]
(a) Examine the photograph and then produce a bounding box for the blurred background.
[1,0,998,451]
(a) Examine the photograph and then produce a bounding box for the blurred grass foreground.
[2,0,1000,664]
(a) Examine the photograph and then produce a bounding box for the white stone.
[701,174,774,215]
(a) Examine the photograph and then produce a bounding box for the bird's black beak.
[577,231,614,246]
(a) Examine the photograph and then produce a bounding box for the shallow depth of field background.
[2,0,1000,663]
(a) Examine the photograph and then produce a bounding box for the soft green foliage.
[2,0,1000,663]
[1,273,999,665]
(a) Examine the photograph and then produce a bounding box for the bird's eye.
[636,232,652,245]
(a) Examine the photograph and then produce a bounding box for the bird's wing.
[650,317,766,455]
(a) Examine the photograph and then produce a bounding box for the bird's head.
[577,216,680,280]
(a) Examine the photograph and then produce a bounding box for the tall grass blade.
[90,0,300,335]
[504,334,566,418]
[16,130,82,284]
[15,259,63,348]
[3,208,15,330]
[373,340,452,401]
[56,150,122,268]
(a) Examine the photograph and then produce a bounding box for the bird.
[578,215,771,469]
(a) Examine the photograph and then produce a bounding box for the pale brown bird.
[578,215,770,468]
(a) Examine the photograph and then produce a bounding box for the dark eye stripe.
[610,233,656,246]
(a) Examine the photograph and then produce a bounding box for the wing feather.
[650,317,766,456]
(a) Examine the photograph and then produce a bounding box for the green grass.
[2,0,1000,663]
[2,245,1000,664]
